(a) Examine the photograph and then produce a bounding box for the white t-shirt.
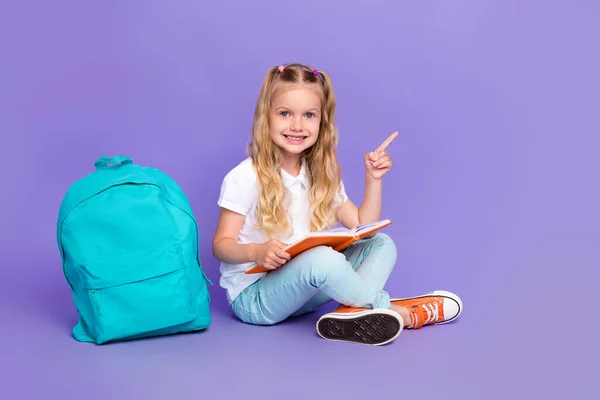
[217,157,348,304]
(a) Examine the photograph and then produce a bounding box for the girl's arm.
[212,208,290,269]
[336,131,398,230]
[335,174,382,229]
[358,174,383,223]
[212,208,258,265]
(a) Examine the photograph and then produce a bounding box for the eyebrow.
[274,106,320,113]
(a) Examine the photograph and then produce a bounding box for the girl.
[212,62,462,346]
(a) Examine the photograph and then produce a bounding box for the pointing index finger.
[376,131,399,152]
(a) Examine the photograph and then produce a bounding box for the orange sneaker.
[391,290,462,329]
[316,306,403,346]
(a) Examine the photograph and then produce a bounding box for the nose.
[289,115,303,131]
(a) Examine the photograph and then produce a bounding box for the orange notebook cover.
[244,219,392,274]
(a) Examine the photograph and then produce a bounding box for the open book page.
[290,219,392,239]
[353,219,392,237]
[289,226,354,238]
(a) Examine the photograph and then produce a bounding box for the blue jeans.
[231,233,397,325]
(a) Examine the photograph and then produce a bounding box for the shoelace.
[410,301,440,329]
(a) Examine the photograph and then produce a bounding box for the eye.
[305,113,315,119]
[280,111,290,117]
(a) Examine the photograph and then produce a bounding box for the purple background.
[1,1,598,399]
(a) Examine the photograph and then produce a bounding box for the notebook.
[244,219,392,274]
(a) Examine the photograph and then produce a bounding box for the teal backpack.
[57,155,212,344]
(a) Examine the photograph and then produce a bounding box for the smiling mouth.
[283,134,307,143]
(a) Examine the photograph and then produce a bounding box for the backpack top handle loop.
[94,155,133,169]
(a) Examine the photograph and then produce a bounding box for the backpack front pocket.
[77,243,197,343]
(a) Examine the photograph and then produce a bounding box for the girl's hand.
[364,131,398,180]
[253,239,291,270]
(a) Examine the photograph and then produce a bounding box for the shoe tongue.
[412,300,442,326]
[408,307,423,329]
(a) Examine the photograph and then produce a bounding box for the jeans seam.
[252,278,319,324]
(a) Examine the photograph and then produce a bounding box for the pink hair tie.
[313,69,323,81]
[278,65,285,72]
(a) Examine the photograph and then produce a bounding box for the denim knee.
[297,245,349,288]
[370,233,398,263]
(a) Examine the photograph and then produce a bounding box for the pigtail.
[314,70,336,138]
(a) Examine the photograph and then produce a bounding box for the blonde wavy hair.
[247,62,343,239]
